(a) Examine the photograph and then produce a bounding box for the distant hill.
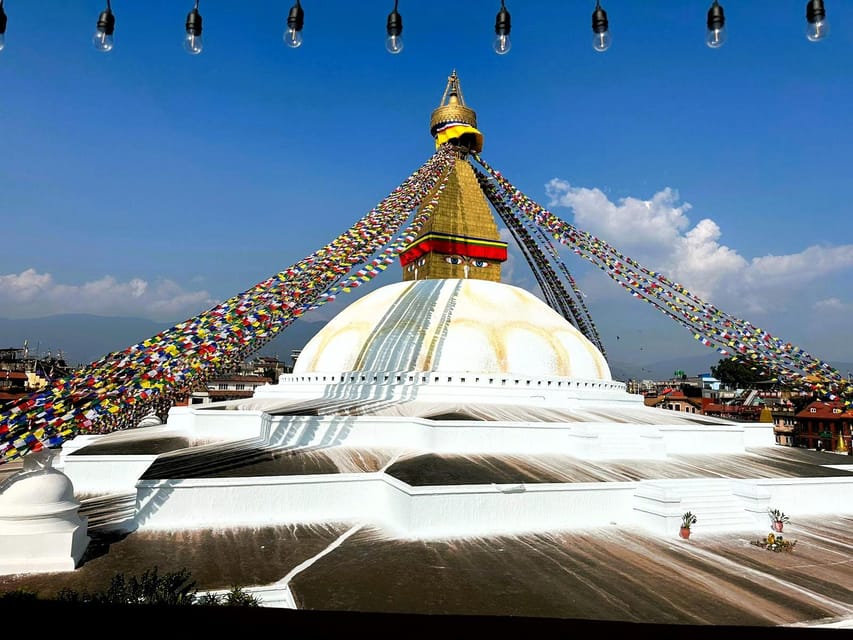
[611,353,853,383]
[0,314,327,368]
[609,354,721,381]
[0,314,170,366]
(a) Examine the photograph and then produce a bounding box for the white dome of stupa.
[294,279,611,380]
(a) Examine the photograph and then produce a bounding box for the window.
[235,384,245,390]
[809,408,816,413]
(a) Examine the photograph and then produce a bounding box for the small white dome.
[137,412,163,428]
[0,451,80,518]
[294,279,611,380]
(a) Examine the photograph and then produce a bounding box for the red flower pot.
[679,527,691,539]
[772,521,784,532]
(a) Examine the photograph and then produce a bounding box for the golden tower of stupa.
[399,71,508,283]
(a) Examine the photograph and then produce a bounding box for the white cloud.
[814,297,849,311]
[544,179,853,312]
[0,268,217,321]
[744,246,853,287]
[546,180,691,252]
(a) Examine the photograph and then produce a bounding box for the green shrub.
[0,588,39,601]
[197,586,260,607]
[53,567,259,607]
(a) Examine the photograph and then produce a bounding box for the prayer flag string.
[473,152,851,404]
[0,145,457,464]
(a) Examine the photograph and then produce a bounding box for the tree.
[710,357,773,387]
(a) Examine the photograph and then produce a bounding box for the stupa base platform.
[1,519,851,629]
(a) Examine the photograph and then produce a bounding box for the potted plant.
[768,508,789,532]
[680,511,697,539]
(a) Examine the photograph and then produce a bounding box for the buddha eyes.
[407,265,415,272]
[417,258,426,266]
[442,256,489,267]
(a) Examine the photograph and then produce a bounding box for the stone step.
[681,511,754,524]
[633,478,759,534]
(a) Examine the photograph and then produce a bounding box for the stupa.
[2,73,852,630]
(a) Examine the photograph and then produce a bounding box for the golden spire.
[430,70,483,152]
[399,72,505,283]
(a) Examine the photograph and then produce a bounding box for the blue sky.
[1,1,852,370]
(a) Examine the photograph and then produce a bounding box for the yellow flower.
[767,533,776,545]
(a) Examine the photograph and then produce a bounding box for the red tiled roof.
[644,394,702,409]
[796,400,853,420]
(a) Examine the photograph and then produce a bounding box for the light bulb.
[385,33,403,54]
[284,1,304,49]
[493,2,511,56]
[806,18,829,41]
[706,1,725,49]
[806,0,829,42]
[592,30,611,52]
[591,3,610,53]
[184,5,203,55]
[184,32,203,54]
[493,32,511,55]
[706,26,725,48]
[92,7,115,53]
[0,1,7,52]
[284,26,303,48]
[385,4,403,55]
[92,29,114,52]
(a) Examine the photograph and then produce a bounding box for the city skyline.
[1,1,852,368]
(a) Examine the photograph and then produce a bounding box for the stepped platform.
[25,394,852,629]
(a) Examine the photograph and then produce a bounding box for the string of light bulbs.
[0,1,834,56]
